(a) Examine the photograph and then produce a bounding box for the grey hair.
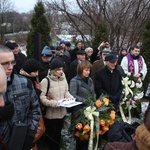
[85,47,93,52]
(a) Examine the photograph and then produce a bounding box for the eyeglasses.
[1,60,16,67]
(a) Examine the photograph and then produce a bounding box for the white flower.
[136,92,144,99]
[130,80,135,88]
[122,77,133,97]
[127,72,131,76]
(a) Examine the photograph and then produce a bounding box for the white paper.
[59,100,82,108]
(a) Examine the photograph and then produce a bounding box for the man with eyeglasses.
[0,45,40,150]
[0,64,7,107]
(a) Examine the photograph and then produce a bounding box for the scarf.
[127,53,143,73]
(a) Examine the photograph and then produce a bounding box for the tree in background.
[27,1,51,58]
[92,19,109,47]
[0,0,13,43]
[46,0,150,48]
[140,19,150,92]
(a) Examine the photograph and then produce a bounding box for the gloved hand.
[0,101,14,121]
[109,95,118,103]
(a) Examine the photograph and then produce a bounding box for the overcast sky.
[13,0,37,13]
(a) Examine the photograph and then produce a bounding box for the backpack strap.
[75,76,79,94]
[45,77,50,96]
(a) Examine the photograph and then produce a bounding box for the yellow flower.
[103,98,109,103]
[103,98,109,106]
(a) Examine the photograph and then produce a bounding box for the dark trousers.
[44,117,64,150]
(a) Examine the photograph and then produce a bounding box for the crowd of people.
[0,39,149,150]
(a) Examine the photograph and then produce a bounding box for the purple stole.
[126,53,143,73]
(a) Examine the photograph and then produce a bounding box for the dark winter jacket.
[38,59,51,82]
[95,66,123,104]
[0,74,40,146]
[67,59,79,83]
[106,122,135,142]
[13,52,27,74]
[69,75,95,113]
[70,47,83,62]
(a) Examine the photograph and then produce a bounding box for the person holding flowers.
[69,60,95,150]
[95,54,123,111]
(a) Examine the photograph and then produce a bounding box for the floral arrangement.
[74,94,116,150]
[119,75,144,124]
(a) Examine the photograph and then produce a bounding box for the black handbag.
[145,82,150,99]
[8,123,28,150]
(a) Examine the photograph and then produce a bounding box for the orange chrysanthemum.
[95,100,102,107]
[75,123,83,130]
[100,119,105,126]
[83,124,91,132]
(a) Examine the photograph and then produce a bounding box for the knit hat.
[12,42,18,48]
[23,58,40,73]
[41,46,52,56]
[50,58,63,70]
[105,54,117,63]
[5,41,15,50]
[59,40,66,45]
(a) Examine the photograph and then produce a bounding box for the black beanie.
[23,58,40,73]
[5,41,15,50]
[50,58,63,70]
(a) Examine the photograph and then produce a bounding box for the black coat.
[106,122,135,142]
[95,66,123,102]
[38,60,51,82]
[67,59,79,83]
[70,47,83,62]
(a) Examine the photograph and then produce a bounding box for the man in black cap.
[53,46,71,78]
[67,50,86,83]
[95,54,123,110]
[5,41,27,74]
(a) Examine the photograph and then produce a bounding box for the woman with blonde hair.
[40,58,74,150]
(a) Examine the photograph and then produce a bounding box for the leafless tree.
[44,0,150,50]
[0,0,14,42]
